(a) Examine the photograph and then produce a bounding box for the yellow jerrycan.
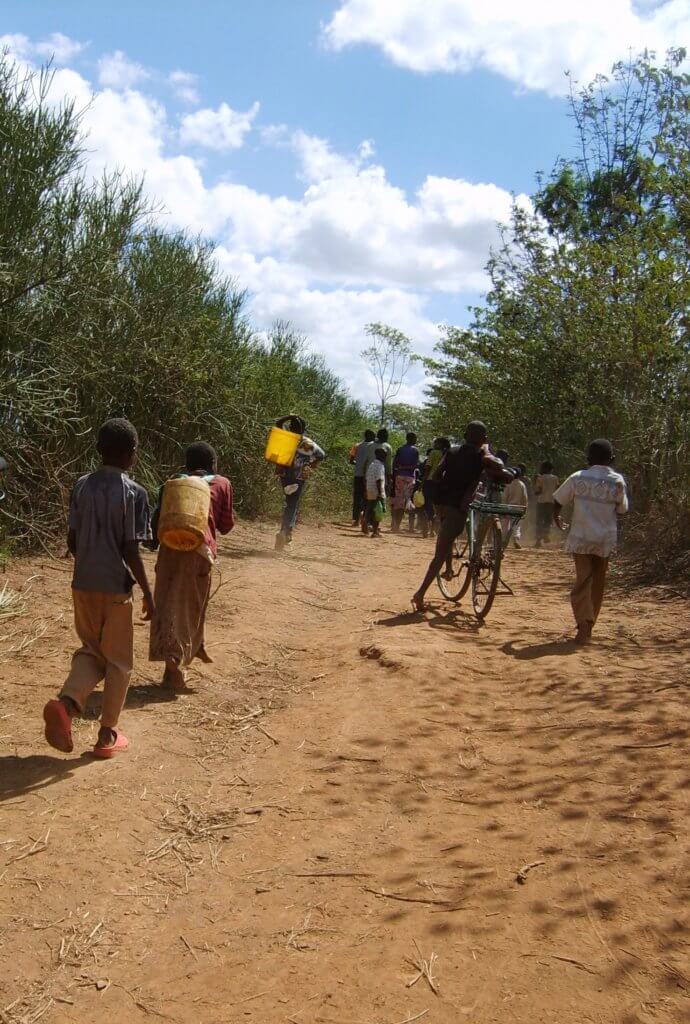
[158,476,211,551]
[264,425,301,467]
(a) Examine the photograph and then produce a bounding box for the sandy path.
[0,521,688,1024]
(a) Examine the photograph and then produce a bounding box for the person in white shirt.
[363,448,387,538]
[534,461,560,547]
[502,464,528,549]
[553,439,629,645]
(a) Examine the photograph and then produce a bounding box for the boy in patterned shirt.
[553,439,628,645]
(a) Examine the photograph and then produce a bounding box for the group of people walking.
[350,429,448,538]
[350,421,628,647]
[39,412,627,763]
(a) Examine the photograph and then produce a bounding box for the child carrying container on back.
[149,442,234,691]
[43,418,153,758]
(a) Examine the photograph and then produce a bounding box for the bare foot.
[162,663,187,692]
[96,726,117,748]
[197,645,213,664]
[411,593,426,613]
[575,623,593,646]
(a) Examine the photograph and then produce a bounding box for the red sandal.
[43,699,74,753]
[92,731,129,759]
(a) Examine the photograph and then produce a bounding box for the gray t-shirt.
[353,440,375,476]
[68,467,151,593]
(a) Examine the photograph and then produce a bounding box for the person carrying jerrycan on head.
[148,441,234,692]
[43,418,153,759]
[268,416,325,552]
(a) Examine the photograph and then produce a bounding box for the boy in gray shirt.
[43,418,153,758]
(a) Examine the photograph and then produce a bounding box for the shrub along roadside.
[0,55,372,549]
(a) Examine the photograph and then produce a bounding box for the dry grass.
[145,793,258,871]
[1,981,54,1024]
[1,911,113,1024]
[0,576,64,661]
[0,582,23,620]
[55,911,107,969]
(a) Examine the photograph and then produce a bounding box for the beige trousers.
[571,554,609,628]
[60,590,134,728]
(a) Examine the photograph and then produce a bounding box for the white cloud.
[179,100,260,150]
[168,69,199,104]
[215,131,524,294]
[216,247,438,399]
[323,0,690,95]
[98,50,150,89]
[0,32,85,64]
[3,39,525,402]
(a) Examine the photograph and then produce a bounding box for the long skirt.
[392,475,415,511]
[149,546,212,666]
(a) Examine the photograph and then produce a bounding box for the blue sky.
[2,1,687,402]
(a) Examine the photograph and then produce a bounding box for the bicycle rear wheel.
[471,517,502,619]
[437,536,471,602]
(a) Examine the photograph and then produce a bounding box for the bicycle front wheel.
[471,517,502,619]
[437,536,472,602]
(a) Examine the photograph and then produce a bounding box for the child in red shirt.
[149,442,234,690]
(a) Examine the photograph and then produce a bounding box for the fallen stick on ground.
[363,887,451,907]
[230,989,273,1005]
[255,723,279,744]
[314,1012,428,1024]
[9,830,50,864]
[294,871,371,878]
[516,860,545,884]
[389,1012,429,1024]
[179,935,197,960]
[549,954,598,975]
[616,741,672,750]
[520,952,598,975]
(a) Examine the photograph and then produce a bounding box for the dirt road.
[1,521,688,1024]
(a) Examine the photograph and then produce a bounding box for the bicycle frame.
[465,498,525,553]
[436,496,527,618]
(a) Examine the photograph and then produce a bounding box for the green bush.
[0,55,370,547]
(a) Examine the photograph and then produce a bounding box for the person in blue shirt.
[391,432,419,533]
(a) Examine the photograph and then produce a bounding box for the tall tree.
[361,322,415,424]
[426,50,689,572]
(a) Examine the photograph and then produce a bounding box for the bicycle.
[436,497,526,619]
